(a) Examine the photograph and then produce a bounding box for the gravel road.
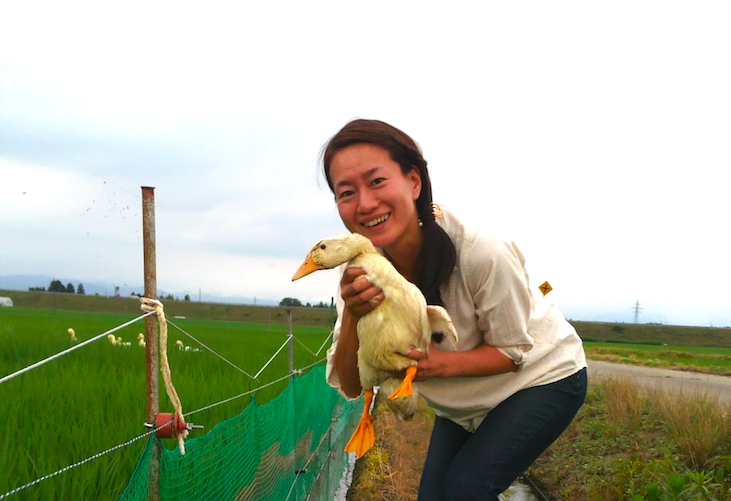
[588,360,731,405]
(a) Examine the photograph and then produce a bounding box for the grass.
[583,343,731,376]
[0,288,336,328]
[570,320,731,348]
[529,378,731,501]
[4,293,731,500]
[0,306,331,501]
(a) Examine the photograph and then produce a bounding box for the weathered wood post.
[142,186,161,501]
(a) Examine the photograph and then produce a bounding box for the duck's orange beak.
[292,255,321,281]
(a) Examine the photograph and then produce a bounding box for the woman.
[322,119,587,501]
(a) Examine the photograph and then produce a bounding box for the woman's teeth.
[363,214,390,227]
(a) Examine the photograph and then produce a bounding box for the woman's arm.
[405,343,517,381]
[332,267,384,398]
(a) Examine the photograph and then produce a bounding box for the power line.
[0,311,155,386]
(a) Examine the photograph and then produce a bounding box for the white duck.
[292,233,458,458]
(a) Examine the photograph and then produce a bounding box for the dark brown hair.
[322,119,456,306]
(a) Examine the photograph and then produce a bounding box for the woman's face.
[329,143,422,251]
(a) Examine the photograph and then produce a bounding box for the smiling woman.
[318,119,588,501]
[321,119,456,305]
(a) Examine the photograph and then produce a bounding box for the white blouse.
[326,205,587,432]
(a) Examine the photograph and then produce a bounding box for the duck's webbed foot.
[344,389,375,458]
[388,366,417,400]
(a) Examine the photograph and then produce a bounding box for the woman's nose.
[357,189,379,212]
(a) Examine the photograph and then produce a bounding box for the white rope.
[184,372,292,417]
[315,330,334,356]
[167,319,256,380]
[291,335,317,356]
[254,335,292,380]
[0,311,155,386]
[140,297,189,455]
[184,357,326,418]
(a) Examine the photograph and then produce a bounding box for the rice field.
[583,341,731,375]
[0,307,332,501]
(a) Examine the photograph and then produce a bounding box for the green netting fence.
[118,366,362,501]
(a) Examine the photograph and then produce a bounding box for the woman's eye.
[337,190,355,200]
[371,177,386,186]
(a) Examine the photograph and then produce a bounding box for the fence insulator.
[154,413,203,439]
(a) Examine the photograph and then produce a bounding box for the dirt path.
[588,360,731,404]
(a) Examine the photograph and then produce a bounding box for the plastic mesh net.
[118,366,361,501]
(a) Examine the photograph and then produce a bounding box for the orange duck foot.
[388,366,417,400]
[345,389,375,458]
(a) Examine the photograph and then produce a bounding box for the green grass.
[571,320,731,348]
[584,342,731,375]
[0,289,336,328]
[0,307,331,501]
[529,378,731,500]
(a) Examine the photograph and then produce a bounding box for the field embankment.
[0,288,336,328]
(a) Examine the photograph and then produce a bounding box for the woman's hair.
[321,119,457,306]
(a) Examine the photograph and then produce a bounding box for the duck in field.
[292,233,458,458]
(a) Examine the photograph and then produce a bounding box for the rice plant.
[0,307,331,501]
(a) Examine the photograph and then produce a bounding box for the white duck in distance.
[292,233,458,458]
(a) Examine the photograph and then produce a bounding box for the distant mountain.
[0,274,278,306]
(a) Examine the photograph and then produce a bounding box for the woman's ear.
[408,166,422,201]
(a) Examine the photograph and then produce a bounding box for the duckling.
[137,333,146,347]
[293,233,458,458]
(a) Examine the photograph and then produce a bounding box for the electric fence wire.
[254,335,293,380]
[0,306,333,498]
[183,357,326,418]
[0,418,174,500]
[0,310,156,386]
[167,319,256,380]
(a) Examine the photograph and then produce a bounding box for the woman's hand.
[402,342,451,381]
[340,267,384,319]
[400,342,518,381]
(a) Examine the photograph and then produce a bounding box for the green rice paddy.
[0,307,331,501]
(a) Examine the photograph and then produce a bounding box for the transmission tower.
[632,300,642,324]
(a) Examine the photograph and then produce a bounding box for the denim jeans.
[418,367,587,501]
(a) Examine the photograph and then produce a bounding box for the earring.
[418,219,424,228]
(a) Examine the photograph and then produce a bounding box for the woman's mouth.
[362,214,390,228]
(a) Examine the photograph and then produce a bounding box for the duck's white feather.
[300,233,458,420]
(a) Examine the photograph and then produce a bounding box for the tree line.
[279,297,333,308]
[30,280,85,294]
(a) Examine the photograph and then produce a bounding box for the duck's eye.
[320,244,326,250]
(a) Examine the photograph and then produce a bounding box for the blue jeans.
[418,368,587,501]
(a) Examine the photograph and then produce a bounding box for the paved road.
[588,360,731,405]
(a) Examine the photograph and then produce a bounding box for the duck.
[292,233,458,458]
[137,333,146,347]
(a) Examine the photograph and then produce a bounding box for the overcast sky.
[1,1,729,327]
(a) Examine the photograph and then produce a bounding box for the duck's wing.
[426,305,459,351]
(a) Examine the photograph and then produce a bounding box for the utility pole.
[633,300,642,324]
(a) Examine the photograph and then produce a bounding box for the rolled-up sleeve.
[466,235,534,367]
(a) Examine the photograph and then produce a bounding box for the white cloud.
[1,1,730,324]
